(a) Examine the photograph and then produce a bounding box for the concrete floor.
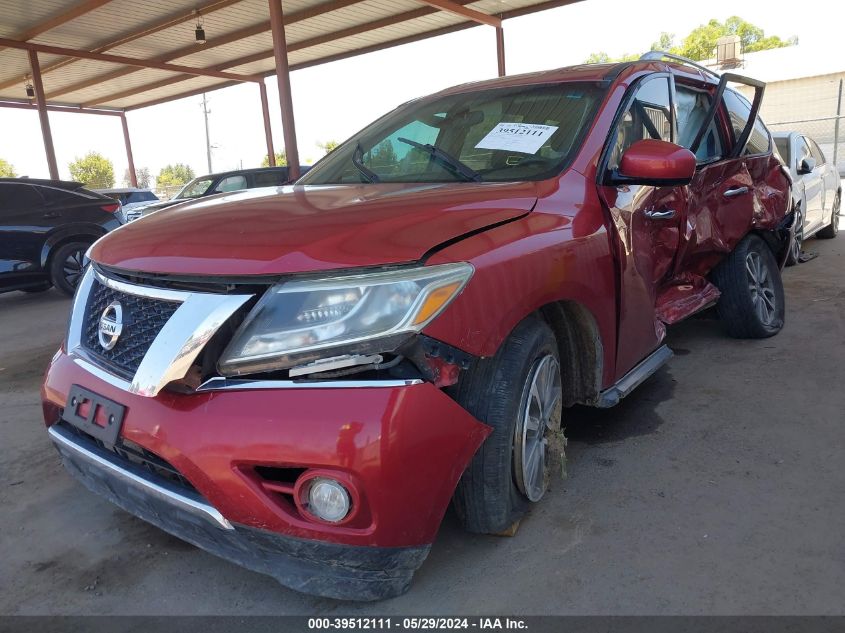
[1,236,843,616]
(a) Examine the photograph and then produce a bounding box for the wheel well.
[44,235,96,271]
[536,301,603,407]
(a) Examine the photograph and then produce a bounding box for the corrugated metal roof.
[0,0,579,110]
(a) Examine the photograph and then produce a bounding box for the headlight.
[218,262,473,376]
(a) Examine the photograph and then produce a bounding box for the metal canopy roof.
[0,0,578,111]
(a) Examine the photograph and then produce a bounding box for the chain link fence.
[758,78,844,176]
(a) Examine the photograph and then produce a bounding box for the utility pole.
[202,93,212,173]
[834,78,842,170]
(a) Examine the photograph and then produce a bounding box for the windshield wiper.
[352,142,380,183]
[397,137,482,182]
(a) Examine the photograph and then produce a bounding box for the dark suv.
[0,178,124,296]
[43,54,791,600]
[132,165,310,220]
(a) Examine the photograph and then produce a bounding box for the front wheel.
[451,317,562,534]
[817,190,840,239]
[49,242,89,296]
[712,234,785,338]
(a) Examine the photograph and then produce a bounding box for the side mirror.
[797,157,816,175]
[615,139,697,186]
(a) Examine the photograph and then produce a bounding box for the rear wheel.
[712,234,785,338]
[49,242,89,296]
[451,317,563,534]
[817,190,840,239]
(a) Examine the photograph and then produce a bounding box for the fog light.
[306,477,350,523]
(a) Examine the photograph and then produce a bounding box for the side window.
[809,139,826,165]
[215,175,247,193]
[609,76,672,170]
[723,89,770,156]
[1,184,45,210]
[797,137,813,169]
[253,170,286,187]
[675,85,724,163]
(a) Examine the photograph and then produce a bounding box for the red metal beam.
[27,51,59,180]
[120,113,137,187]
[0,0,244,93]
[258,82,276,167]
[268,0,300,179]
[46,0,368,101]
[496,26,506,77]
[0,0,113,54]
[414,0,500,27]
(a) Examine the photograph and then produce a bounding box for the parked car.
[42,54,791,601]
[772,131,840,263]
[131,165,311,220]
[0,178,124,296]
[94,187,159,213]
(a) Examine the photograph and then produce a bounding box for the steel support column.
[28,49,59,180]
[258,81,276,167]
[268,0,300,179]
[119,112,137,187]
[496,26,505,77]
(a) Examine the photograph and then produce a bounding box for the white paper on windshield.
[474,122,559,154]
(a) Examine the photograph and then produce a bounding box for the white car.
[772,132,840,264]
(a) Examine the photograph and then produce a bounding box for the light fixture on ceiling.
[194,10,206,44]
[24,76,34,98]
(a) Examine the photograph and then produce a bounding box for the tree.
[157,163,195,188]
[0,158,16,177]
[68,152,114,188]
[677,16,795,60]
[318,140,340,154]
[123,167,152,188]
[586,16,795,64]
[370,140,397,167]
[261,152,287,167]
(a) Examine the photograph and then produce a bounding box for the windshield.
[175,178,213,199]
[300,82,606,185]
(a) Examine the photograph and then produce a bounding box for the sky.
[0,0,838,183]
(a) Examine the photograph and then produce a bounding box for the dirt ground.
[1,235,843,616]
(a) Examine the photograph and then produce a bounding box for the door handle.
[723,186,749,198]
[644,209,676,220]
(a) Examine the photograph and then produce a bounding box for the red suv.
[42,54,792,601]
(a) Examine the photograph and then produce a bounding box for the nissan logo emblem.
[98,301,124,351]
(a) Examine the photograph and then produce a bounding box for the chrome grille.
[82,279,181,378]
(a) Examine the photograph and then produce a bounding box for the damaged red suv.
[42,54,792,600]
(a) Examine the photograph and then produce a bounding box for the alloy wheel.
[791,206,804,261]
[746,251,777,326]
[832,192,840,236]
[514,354,562,502]
[62,249,85,289]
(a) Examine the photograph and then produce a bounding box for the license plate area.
[62,385,126,446]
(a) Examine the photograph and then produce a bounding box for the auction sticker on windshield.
[475,122,559,154]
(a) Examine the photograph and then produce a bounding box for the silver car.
[773,132,840,264]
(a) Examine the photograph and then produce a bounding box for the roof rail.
[639,51,720,79]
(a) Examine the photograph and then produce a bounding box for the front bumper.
[43,351,490,600]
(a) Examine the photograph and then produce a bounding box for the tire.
[712,234,785,338]
[817,190,840,239]
[785,204,803,266]
[451,317,562,534]
[49,242,89,297]
[20,281,52,293]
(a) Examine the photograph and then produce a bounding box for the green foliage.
[157,163,195,188]
[370,140,397,167]
[123,167,152,188]
[0,158,16,177]
[318,140,340,154]
[586,16,795,64]
[68,151,115,188]
[261,152,288,167]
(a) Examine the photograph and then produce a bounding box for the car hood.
[90,182,539,276]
